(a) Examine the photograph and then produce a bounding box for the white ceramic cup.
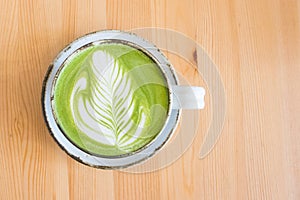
[42,30,205,168]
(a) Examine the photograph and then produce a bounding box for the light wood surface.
[1,0,299,199]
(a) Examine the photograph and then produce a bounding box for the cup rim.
[42,30,181,169]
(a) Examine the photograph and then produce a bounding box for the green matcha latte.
[53,43,169,156]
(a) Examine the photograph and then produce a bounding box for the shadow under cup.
[43,31,183,168]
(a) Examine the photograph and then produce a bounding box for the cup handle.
[172,86,205,109]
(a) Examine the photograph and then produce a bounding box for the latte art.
[71,50,148,148]
[53,43,169,156]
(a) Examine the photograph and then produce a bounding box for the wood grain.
[0,0,299,199]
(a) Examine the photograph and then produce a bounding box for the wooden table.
[1,0,299,199]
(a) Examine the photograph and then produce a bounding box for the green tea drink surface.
[53,43,169,156]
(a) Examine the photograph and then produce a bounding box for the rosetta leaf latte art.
[53,43,169,156]
[71,50,148,149]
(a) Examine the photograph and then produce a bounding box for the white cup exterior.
[42,30,205,168]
